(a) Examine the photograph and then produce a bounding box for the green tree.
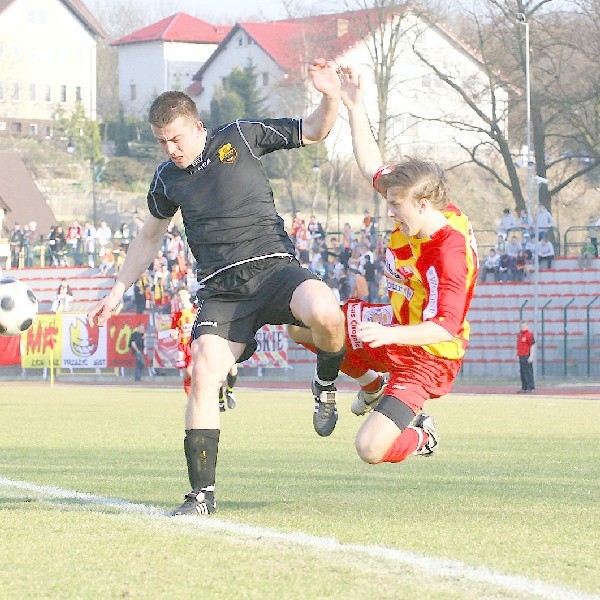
[207,60,267,127]
[114,106,131,157]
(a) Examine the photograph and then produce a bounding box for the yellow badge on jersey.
[218,143,238,163]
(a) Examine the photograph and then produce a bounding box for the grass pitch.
[0,384,598,599]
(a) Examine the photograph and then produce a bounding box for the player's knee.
[190,358,225,387]
[354,428,386,464]
[307,300,343,333]
[354,437,384,464]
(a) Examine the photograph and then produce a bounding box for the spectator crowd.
[4,204,599,315]
[479,206,599,283]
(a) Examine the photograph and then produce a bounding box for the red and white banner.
[15,314,288,370]
[241,324,288,368]
[153,313,178,368]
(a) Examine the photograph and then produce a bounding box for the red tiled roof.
[194,5,491,85]
[112,12,231,46]
[186,81,204,96]
[195,7,401,81]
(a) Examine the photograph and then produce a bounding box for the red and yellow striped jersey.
[170,307,196,348]
[385,204,479,360]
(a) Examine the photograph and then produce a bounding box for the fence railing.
[474,226,562,255]
[563,225,599,257]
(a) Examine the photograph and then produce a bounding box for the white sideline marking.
[1,477,597,600]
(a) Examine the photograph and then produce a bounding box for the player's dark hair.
[377,157,449,210]
[148,91,199,127]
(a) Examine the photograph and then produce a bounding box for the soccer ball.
[0,278,38,337]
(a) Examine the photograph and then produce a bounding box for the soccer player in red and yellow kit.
[171,288,196,396]
[171,287,239,410]
[291,64,479,465]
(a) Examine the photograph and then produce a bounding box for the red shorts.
[342,299,462,413]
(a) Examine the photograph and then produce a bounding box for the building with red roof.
[190,7,509,164]
[112,13,231,118]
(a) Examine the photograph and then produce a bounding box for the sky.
[86,0,339,30]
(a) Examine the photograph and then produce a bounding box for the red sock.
[183,377,191,396]
[379,427,429,463]
[362,375,383,392]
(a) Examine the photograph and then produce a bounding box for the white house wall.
[164,42,216,89]
[118,41,166,118]
[192,29,285,117]
[0,0,97,133]
[119,40,220,118]
[331,15,508,164]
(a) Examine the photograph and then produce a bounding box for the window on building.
[45,85,51,102]
[262,72,269,86]
[0,81,4,101]
[29,83,36,102]
[76,86,81,102]
[37,11,47,24]
[45,126,52,138]
[11,122,22,134]
[0,122,6,131]
[30,123,38,136]
[12,82,20,101]
[130,83,136,101]
[238,37,243,46]
[60,85,66,103]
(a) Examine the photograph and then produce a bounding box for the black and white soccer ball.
[0,278,38,336]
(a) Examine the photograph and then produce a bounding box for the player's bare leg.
[289,283,346,437]
[170,334,244,517]
[355,400,439,464]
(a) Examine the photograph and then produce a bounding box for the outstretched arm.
[88,214,170,327]
[302,59,341,145]
[339,64,383,184]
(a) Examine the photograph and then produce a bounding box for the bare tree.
[414,0,599,212]
[342,1,414,223]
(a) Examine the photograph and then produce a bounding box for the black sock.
[226,372,237,389]
[316,346,346,384]
[184,429,220,492]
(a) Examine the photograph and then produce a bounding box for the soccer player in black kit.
[87,59,346,516]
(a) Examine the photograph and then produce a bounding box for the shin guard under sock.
[301,342,365,380]
[226,372,237,390]
[184,429,220,491]
[316,346,347,384]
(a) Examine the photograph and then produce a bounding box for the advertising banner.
[61,314,107,369]
[107,314,149,368]
[21,314,62,368]
[241,324,288,368]
[153,313,178,368]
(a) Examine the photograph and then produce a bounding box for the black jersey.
[147,118,302,278]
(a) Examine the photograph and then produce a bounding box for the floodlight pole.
[518,12,540,381]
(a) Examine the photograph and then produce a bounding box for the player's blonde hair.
[376,157,449,210]
[148,91,199,127]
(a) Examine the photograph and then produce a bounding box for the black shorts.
[191,257,320,362]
